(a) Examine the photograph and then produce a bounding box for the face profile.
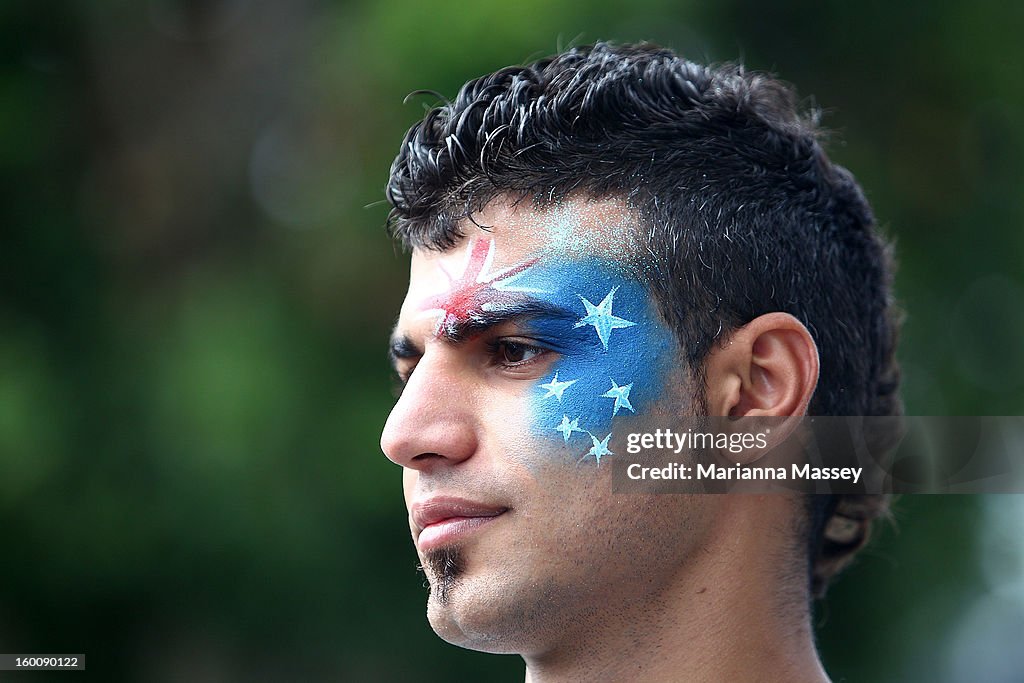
[382,198,717,655]
[380,41,900,682]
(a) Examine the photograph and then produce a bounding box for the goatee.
[419,546,464,605]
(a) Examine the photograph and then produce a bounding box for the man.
[380,42,900,682]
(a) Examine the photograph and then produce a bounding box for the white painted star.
[601,379,635,416]
[574,287,636,350]
[555,415,583,443]
[540,371,577,402]
[587,433,614,465]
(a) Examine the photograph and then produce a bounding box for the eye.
[496,339,546,366]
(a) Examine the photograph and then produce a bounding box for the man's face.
[381,198,722,655]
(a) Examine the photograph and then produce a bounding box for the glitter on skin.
[532,200,641,265]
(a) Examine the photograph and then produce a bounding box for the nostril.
[411,452,443,462]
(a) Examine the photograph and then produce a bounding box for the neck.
[522,501,831,683]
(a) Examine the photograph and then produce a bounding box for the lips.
[411,497,508,552]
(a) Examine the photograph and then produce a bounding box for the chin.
[424,576,535,654]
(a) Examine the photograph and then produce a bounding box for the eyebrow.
[388,299,580,369]
[388,334,422,365]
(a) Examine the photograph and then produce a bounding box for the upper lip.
[411,496,508,533]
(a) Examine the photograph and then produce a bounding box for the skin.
[381,197,831,683]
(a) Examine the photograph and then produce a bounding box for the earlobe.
[704,313,819,418]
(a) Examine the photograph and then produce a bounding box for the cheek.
[488,394,541,455]
[525,277,675,464]
[501,392,600,475]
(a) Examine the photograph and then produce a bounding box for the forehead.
[401,197,639,314]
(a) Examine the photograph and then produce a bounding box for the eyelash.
[393,337,550,389]
[487,338,549,370]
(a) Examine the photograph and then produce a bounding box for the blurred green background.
[2,1,1023,681]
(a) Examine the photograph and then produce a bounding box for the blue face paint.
[511,258,676,464]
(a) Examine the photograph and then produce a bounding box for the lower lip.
[417,514,505,553]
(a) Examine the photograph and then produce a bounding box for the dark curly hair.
[385,41,901,598]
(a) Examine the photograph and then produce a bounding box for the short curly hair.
[386,41,902,598]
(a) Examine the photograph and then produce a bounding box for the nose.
[380,348,479,471]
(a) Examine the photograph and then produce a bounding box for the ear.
[703,312,819,418]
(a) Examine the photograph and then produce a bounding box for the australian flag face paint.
[418,238,542,339]
[417,235,676,466]
[513,259,676,465]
